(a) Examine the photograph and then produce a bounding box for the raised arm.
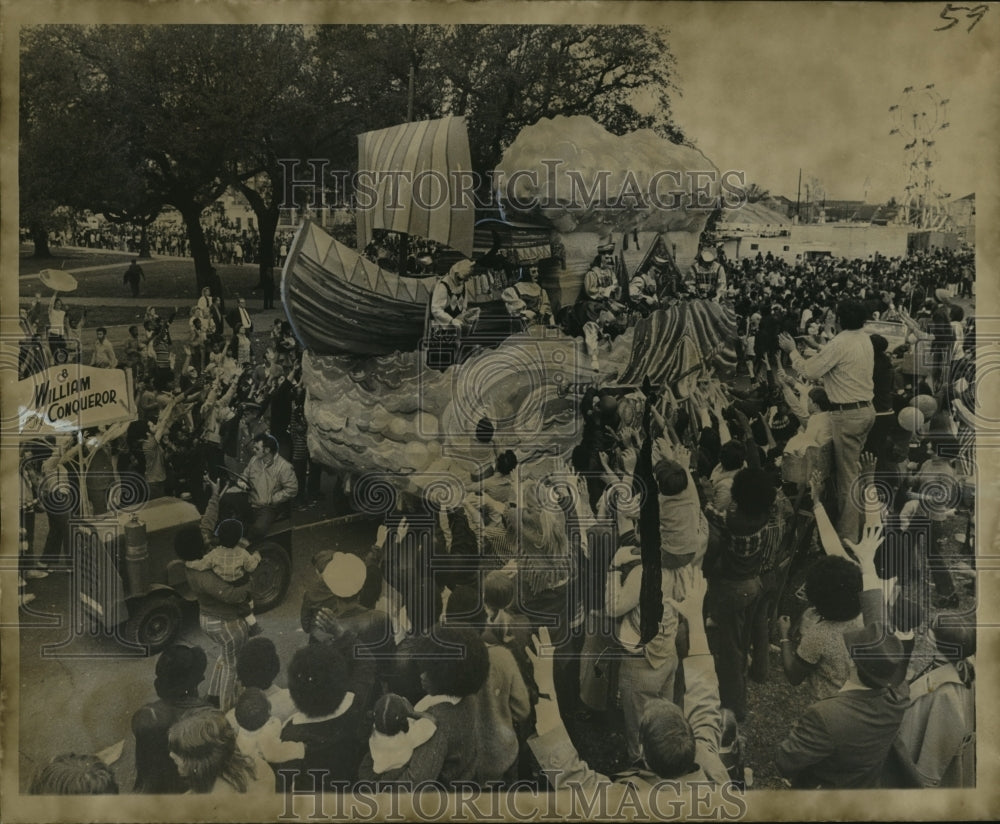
[527,626,617,796]
[665,570,723,759]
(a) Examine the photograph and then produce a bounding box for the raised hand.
[843,523,884,571]
[665,568,708,630]
[526,625,556,697]
[858,451,877,478]
[808,469,826,496]
[621,447,638,476]
[673,444,691,470]
[778,332,797,353]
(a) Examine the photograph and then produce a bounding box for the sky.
[662,2,998,203]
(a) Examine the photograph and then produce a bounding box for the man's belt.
[827,400,871,411]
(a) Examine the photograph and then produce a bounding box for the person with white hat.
[427,258,478,371]
[688,248,727,298]
[302,551,392,653]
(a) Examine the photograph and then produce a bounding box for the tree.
[21,24,687,278]
[224,26,324,282]
[312,24,685,186]
[438,25,685,173]
[743,182,770,204]
[20,25,309,293]
[19,26,93,257]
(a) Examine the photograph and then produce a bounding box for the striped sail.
[356,116,475,257]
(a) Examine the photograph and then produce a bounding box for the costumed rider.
[427,258,479,371]
[574,241,627,371]
[502,262,553,329]
[629,256,668,316]
[688,248,727,299]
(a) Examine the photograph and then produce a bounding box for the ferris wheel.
[888,85,951,228]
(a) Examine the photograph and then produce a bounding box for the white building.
[722,223,911,264]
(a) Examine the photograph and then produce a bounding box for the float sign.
[18,364,136,433]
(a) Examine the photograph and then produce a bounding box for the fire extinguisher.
[123,513,150,596]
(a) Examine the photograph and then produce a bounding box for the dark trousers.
[926,519,956,599]
[218,492,279,541]
[865,412,897,471]
[249,505,279,542]
[293,457,323,502]
[42,511,70,560]
[86,481,112,515]
[707,576,762,721]
[20,508,39,575]
[750,568,782,683]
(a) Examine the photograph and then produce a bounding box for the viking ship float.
[282,116,561,356]
[280,115,739,487]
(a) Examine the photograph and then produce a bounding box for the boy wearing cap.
[303,551,395,711]
[185,518,262,635]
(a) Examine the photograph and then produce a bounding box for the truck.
[74,496,292,653]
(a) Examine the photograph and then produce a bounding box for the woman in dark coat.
[273,643,368,791]
[130,644,210,793]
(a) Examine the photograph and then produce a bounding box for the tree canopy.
[20,23,685,284]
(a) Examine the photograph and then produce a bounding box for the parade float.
[282,115,739,498]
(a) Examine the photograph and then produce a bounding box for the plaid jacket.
[704,492,791,580]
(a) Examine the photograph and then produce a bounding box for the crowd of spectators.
[25,221,297,269]
[23,243,978,798]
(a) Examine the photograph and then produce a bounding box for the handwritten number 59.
[935,3,989,32]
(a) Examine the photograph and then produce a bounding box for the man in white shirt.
[779,299,874,543]
[91,327,118,369]
[235,298,253,335]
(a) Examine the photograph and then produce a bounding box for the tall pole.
[398,61,416,274]
[407,63,415,123]
[795,168,802,221]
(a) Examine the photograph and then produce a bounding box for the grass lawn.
[19,246,137,277]
[69,306,191,330]
[19,245,262,302]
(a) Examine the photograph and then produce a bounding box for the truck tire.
[250,541,291,613]
[124,592,183,654]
